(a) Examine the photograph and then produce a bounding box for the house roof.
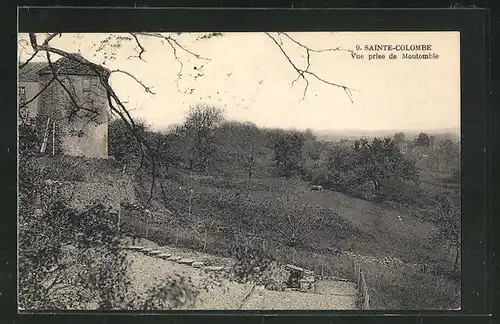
[18,62,48,82]
[36,54,111,78]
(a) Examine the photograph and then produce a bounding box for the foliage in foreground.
[18,199,130,310]
[18,121,199,311]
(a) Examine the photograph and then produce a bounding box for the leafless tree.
[272,192,315,250]
[178,104,225,172]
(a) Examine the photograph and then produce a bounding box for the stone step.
[192,261,204,268]
[204,265,224,272]
[285,264,304,272]
[178,258,194,265]
[158,253,171,259]
[128,246,144,251]
[169,256,182,262]
[142,248,153,253]
[149,250,162,256]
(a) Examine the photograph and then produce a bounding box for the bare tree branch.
[20,31,354,208]
[43,33,61,45]
[135,32,211,61]
[45,51,99,123]
[281,32,354,54]
[164,37,185,93]
[22,33,170,204]
[110,69,155,94]
[265,32,355,102]
[19,51,39,71]
[129,33,147,62]
[19,75,56,109]
[130,32,209,93]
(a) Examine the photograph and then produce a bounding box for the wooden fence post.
[51,120,56,156]
[355,263,358,286]
[145,211,149,240]
[360,271,370,310]
[203,227,207,251]
[117,204,121,231]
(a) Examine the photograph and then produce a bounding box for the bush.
[18,200,130,310]
[140,275,199,310]
[310,138,419,203]
[231,244,273,284]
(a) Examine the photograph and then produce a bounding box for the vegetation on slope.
[108,104,461,310]
[18,104,461,310]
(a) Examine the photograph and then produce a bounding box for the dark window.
[82,78,91,90]
[19,86,26,104]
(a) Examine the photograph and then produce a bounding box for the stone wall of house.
[19,81,41,122]
[37,73,108,158]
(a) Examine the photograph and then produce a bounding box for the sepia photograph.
[18,30,461,311]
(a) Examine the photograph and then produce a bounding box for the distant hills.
[313,128,460,142]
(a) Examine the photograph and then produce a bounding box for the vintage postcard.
[18,31,460,311]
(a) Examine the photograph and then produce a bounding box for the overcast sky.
[18,32,460,133]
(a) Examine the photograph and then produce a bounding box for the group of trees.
[308,138,420,201]
[393,131,460,173]
[107,103,462,212]
[108,104,428,204]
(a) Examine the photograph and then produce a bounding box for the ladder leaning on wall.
[40,117,57,156]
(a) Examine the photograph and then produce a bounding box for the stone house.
[19,55,110,158]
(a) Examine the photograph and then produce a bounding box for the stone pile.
[285,264,316,293]
[123,245,226,273]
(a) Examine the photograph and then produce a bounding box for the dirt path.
[125,238,360,310]
[240,284,359,310]
[126,251,253,309]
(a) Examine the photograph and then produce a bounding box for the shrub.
[311,138,419,203]
[18,200,130,310]
[231,244,273,284]
[140,275,199,310]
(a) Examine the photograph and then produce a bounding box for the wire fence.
[353,260,370,310]
[117,202,355,280]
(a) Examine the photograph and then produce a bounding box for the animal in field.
[310,185,324,192]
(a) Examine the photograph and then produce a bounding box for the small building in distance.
[19,54,110,159]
